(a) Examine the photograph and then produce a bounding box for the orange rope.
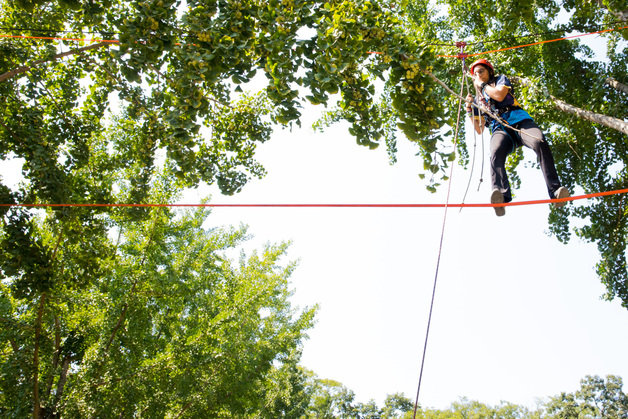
[0,34,119,43]
[4,26,626,56]
[437,26,628,58]
[1,188,627,208]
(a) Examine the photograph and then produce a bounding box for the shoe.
[553,186,570,208]
[490,188,505,217]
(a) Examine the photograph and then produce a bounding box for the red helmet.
[469,58,494,75]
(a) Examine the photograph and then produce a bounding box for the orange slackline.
[2,188,627,209]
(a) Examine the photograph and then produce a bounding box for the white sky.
[188,110,628,410]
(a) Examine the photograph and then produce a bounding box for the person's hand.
[465,94,474,113]
[473,75,484,91]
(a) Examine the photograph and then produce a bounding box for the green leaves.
[0,169,316,415]
[546,375,628,418]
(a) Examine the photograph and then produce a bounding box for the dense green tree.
[0,0,446,416]
[0,0,448,195]
[412,399,537,419]
[382,393,414,418]
[259,350,313,418]
[296,374,628,418]
[1,167,316,416]
[304,376,359,418]
[545,375,628,418]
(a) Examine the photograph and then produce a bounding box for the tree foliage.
[545,375,628,418]
[1,167,316,416]
[295,374,628,419]
[0,1,450,414]
[0,0,451,196]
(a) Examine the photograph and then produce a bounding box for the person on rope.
[465,58,569,217]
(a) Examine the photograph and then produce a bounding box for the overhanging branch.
[0,42,110,83]
[606,77,628,95]
[512,76,628,135]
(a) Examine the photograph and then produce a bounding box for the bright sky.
[190,108,628,410]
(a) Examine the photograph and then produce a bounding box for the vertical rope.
[477,125,485,192]
[459,68,476,210]
[412,55,467,418]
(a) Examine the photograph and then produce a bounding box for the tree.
[304,376,360,418]
[1,166,316,416]
[259,350,313,418]
[0,0,451,194]
[275,373,628,418]
[0,0,455,416]
[382,393,414,418]
[403,0,628,307]
[300,373,416,418]
[545,375,628,418]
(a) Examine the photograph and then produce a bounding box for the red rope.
[2,188,626,209]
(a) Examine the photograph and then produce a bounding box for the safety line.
[1,188,627,209]
[437,26,627,58]
[459,59,478,209]
[412,51,467,419]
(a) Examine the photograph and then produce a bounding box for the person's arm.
[482,83,509,102]
[473,75,510,102]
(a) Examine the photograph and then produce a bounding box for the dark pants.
[490,119,561,202]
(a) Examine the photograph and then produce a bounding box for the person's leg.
[516,119,562,198]
[490,128,516,203]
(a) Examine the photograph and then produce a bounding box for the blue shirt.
[472,75,533,133]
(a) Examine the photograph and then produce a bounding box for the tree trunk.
[44,316,62,402]
[550,94,628,135]
[0,42,110,83]
[52,355,72,411]
[33,293,47,419]
[606,77,628,95]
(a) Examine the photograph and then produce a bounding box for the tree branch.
[550,95,628,135]
[175,401,193,419]
[594,0,628,20]
[52,355,72,410]
[0,42,110,83]
[512,76,628,135]
[44,315,61,401]
[606,77,628,95]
